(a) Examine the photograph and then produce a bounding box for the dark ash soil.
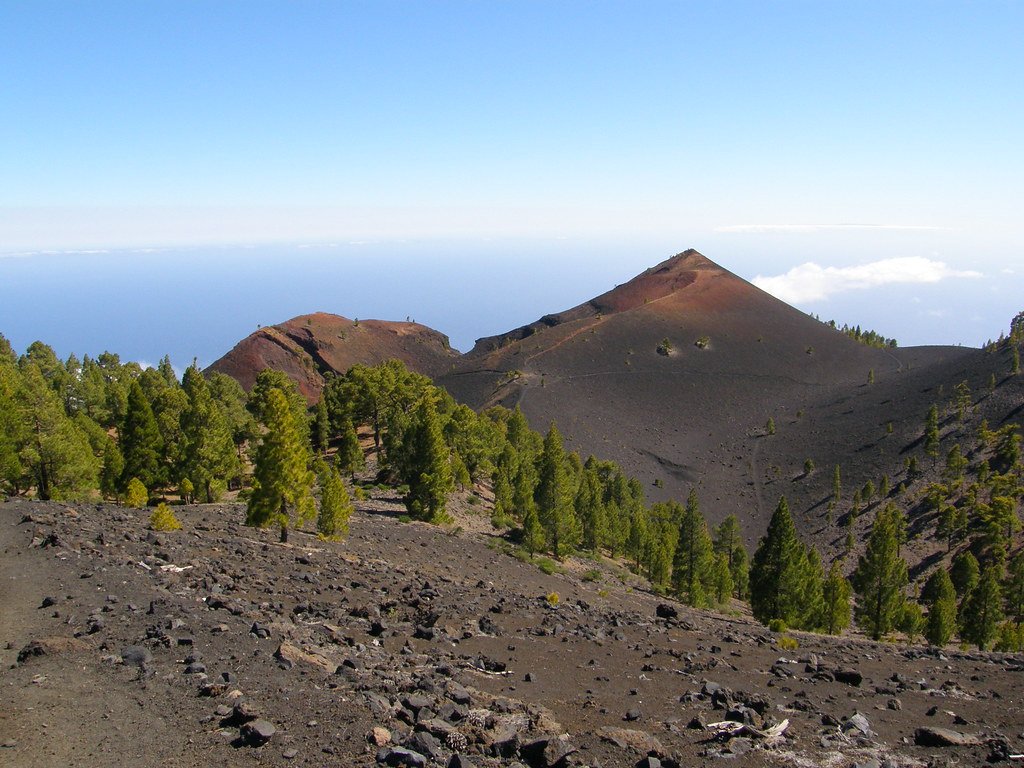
[3,497,1023,768]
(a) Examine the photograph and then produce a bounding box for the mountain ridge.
[207,250,1013,548]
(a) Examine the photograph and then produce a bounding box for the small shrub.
[778,635,799,651]
[546,591,560,606]
[398,514,412,524]
[582,569,602,583]
[766,417,776,436]
[536,557,563,575]
[768,618,788,633]
[149,503,181,532]
[597,589,610,598]
[491,511,514,529]
[125,477,148,508]
[695,335,710,349]
[656,338,673,356]
[804,458,815,474]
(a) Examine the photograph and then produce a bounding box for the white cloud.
[717,223,951,234]
[752,257,982,304]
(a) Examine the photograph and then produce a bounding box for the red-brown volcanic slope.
[207,313,458,402]
[440,250,977,543]
[205,251,1013,555]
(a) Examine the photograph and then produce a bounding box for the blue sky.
[1,2,1022,362]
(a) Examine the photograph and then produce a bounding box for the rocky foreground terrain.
[3,497,1024,768]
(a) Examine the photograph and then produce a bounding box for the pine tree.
[575,464,606,553]
[899,602,924,642]
[960,565,1004,650]
[922,569,957,647]
[944,444,967,490]
[950,550,980,597]
[711,553,734,605]
[403,395,454,523]
[513,459,538,523]
[315,458,353,539]
[181,366,240,503]
[17,363,98,500]
[312,397,330,455]
[750,497,807,627]
[851,506,909,640]
[714,514,749,599]
[207,371,255,456]
[627,506,650,571]
[246,388,316,542]
[1004,552,1024,628]
[151,385,189,479]
[937,503,967,552]
[520,504,545,555]
[673,488,713,606]
[822,560,852,634]
[335,418,365,478]
[0,360,26,496]
[157,355,178,387]
[99,436,124,501]
[535,424,579,559]
[248,369,311,443]
[120,380,163,491]
[799,548,826,630]
[832,464,842,504]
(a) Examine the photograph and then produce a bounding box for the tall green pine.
[403,395,454,522]
[536,423,579,559]
[821,560,852,634]
[960,565,1004,650]
[247,388,316,541]
[922,569,957,647]
[851,506,909,640]
[750,497,807,627]
[672,488,713,607]
[315,457,353,539]
[181,366,239,502]
[119,380,163,490]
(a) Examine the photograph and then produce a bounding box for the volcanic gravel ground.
[3,497,1023,767]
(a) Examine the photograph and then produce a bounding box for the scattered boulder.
[841,713,874,740]
[274,641,337,673]
[655,604,678,620]
[120,645,154,668]
[913,727,982,747]
[378,746,428,767]
[519,735,576,768]
[834,668,864,687]
[240,719,276,747]
[370,727,392,747]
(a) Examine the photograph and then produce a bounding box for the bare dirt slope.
[207,313,459,403]
[4,497,1023,768]
[440,251,977,540]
